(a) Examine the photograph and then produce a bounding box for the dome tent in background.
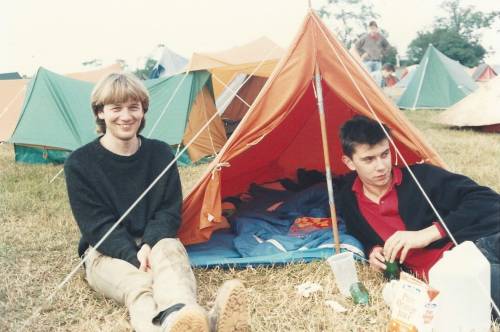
[437,75,500,133]
[185,37,285,136]
[471,63,497,82]
[149,47,189,79]
[9,67,226,165]
[397,45,478,110]
[0,64,122,144]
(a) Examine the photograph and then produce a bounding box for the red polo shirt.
[352,167,453,279]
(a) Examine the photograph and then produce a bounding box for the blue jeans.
[475,232,500,318]
[363,60,381,73]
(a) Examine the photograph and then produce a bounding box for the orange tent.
[66,63,122,82]
[186,36,284,97]
[179,11,445,245]
[0,64,122,142]
[186,37,284,129]
[0,79,28,142]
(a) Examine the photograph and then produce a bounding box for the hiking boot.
[208,279,250,332]
[161,304,209,332]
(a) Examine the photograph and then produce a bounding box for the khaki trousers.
[84,238,197,332]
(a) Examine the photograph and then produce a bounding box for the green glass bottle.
[384,261,401,281]
[350,282,370,305]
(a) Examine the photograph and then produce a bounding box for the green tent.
[0,72,22,80]
[9,67,226,164]
[397,45,478,110]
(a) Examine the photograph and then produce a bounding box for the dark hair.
[382,63,395,72]
[368,21,378,28]
[340,115,390,158]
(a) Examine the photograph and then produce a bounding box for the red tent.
[472,63,497,82]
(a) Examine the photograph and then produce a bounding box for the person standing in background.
[355,21,391,73]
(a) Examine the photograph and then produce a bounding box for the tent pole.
[412,56,428,110]
[314,64,341,254]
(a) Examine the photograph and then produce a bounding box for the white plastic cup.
[327,251,359,297]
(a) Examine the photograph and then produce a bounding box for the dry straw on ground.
[1,110,499,331]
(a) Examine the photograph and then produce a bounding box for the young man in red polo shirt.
[336,115,499,308]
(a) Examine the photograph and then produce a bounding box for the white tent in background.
[149,47,188,78]
[437,75,500,132]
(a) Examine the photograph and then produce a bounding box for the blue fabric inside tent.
[186,181,365,268]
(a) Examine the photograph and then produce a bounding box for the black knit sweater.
[336,164,500,256]
[64,136,182,268]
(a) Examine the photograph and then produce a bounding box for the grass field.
[1,110,499,331]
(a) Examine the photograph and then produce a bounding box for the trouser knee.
[151,238,188,261]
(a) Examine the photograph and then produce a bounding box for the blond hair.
[91,72,149,134]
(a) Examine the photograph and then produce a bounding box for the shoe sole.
[163,306,209,332]
[215,280,250,332]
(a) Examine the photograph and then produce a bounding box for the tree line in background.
[81,0,499,76]
[319,0,499,67]
[407,0,500,67]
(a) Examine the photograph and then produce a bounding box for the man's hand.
[137,243,152,272]
[361,53,368,60]
[384,226,442,264]
[369,246,387,272]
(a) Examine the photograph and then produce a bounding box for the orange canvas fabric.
[66,63,122,82]
[0,79,28,142]
[289,217,332,235]
[182,86,227,162]
[186,37,284,97]
[179,11,446,244]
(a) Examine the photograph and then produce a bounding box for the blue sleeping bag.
[186,183,364,268]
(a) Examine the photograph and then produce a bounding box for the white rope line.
[146,71,189,138]
[212,74,251,109]
[412,56,428,110]
[49,167,64,184]
[200,86,217,156]
[17,100,225,332]
[211,43,280,112]
[312,14,500,316]
[175,143,181,157]
[0,84,26,120]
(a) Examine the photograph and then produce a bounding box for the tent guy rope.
[146,71,190,138]
[210,43,282,111]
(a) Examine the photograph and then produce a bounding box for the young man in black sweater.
[337,116,499,309]
[65,73,249,332]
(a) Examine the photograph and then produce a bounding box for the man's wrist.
[424,224,443,244]
[432,221,448,238]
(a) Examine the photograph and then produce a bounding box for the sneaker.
[161,304,209,332]
[209,279,250,332]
